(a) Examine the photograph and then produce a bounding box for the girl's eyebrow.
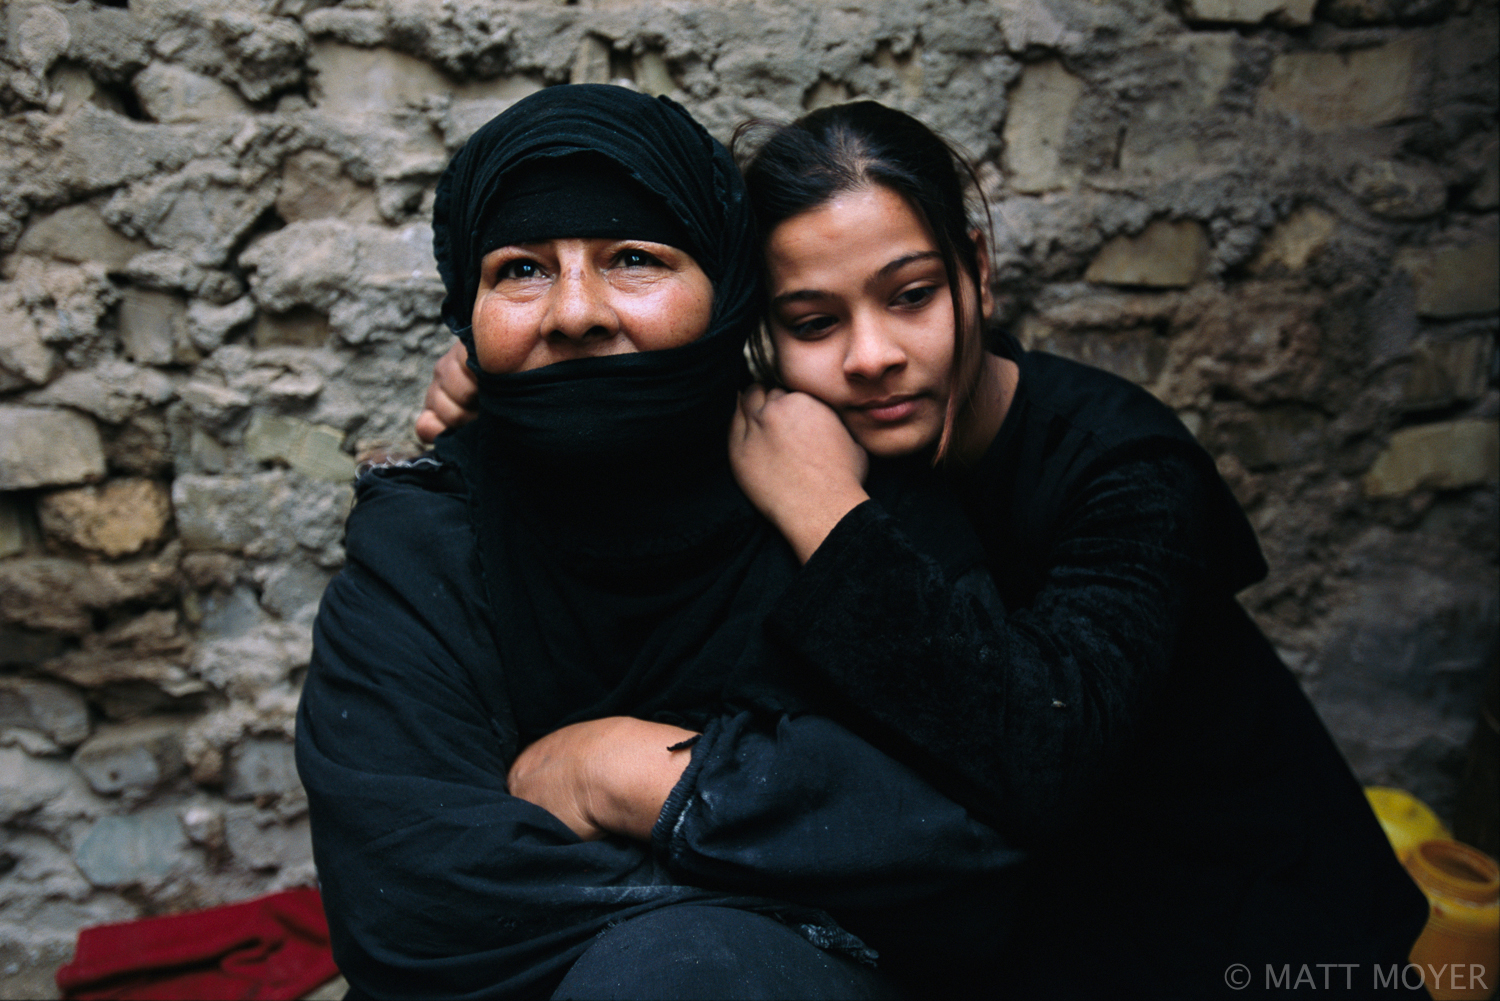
[770,250,943,308]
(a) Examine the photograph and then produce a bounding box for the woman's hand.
[415,341,480,444]
[506,717,698,842]
[730,386,871,564]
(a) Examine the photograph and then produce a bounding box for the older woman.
[297,85,1020,1000]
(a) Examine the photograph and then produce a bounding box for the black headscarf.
[430,84,800,741]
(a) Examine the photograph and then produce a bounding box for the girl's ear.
[969,228,995,320]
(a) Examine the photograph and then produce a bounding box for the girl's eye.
[784,315,836,340]
[496,259,543,281]
[616,248,665,268]
[894,285,938,308]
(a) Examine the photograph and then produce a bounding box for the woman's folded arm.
[296,473,725,1000]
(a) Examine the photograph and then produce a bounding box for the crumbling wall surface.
[0,0,1495,983]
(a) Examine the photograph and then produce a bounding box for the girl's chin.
[853,423,943,459]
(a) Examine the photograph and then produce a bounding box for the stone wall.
[1,0,1496,984]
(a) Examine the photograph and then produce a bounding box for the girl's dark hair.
[733,101,991,461]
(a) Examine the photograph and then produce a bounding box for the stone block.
[1321,0,1453,25]
[1261,40,1419,132]
[1085,219,1209,288]
[1213,405,1328,470]
[72,807,188,887]
[222,806,311,872]
[571,35,612,86]
[0,625,66,666]
[1249,206,1337,274]
[47,63,125,117]
[73,718,186,797]
[225,736,300,801]
[1468,138,1498,210]
[118,287,188,366]
[1020,318,1168,387]
[0,494,32,560]
[37,478,172,559]
[443,76,546,146]
[257,559,334,623]
[1003,60,1083,194]
[0,677,90,749]
[1363,420,1500,497]
[1404,336,1495,410]
[174,471,343,557]
[177,379,252,425]
[132,62,251,124]
[1397,242,1500,318]
[245,414,356,483]
[0,286,59,388]
[0,406,106,490]
[307,42,449,118]
[180,551,241,591]
[1183,0,1315,25]
[195,584,266,640]
[192,621,312,699]
[0,747,74,824]
[262,371,324,403]
[8,2,70,77]
[275,150,380,225]
[105,166,280,271]
[186,295,255,354]
[252,307,331,348]
[634,51,674,98]
[1347,160,1447,220]
[12,204,147,272]
[0,549,180,634]
[25,359,176,426]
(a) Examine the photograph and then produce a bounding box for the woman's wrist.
[589,718,699,841]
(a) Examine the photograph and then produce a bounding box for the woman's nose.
[544,264,620,342]
[843,316,906,380]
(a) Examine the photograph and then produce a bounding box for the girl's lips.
[853,395,920,423]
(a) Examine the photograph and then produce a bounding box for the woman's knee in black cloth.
[551,905,904,1000]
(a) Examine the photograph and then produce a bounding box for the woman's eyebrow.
[771,250,943,308]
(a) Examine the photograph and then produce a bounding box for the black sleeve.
[652,710,1025,980]
[764,449,1214,844]
[295,470,734,1000]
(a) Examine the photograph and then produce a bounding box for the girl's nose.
[843,316,907,380]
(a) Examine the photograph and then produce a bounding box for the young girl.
[419,100,1427,997]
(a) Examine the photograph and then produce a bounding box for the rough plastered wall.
[0,0,1496,988]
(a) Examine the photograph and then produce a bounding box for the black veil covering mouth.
[432,83,761,476]
[428,84,800,741]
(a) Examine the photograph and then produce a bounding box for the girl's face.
[764,184,989,458]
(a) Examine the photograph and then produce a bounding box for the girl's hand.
[506,717,698,842]
[730,386,871,564]
[415,341,480,443]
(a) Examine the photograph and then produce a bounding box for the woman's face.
[765,184,988,458]
[471,238,713,374]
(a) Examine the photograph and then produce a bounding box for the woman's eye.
[615,248,665,269]
[496,259,543,281]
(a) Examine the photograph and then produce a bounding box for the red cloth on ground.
[55,887,339,1001]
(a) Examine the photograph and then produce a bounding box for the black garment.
[550,905,903,1000]
[297,457,1020,1000]
[758,339,1430,998]
[429,82,779,741]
